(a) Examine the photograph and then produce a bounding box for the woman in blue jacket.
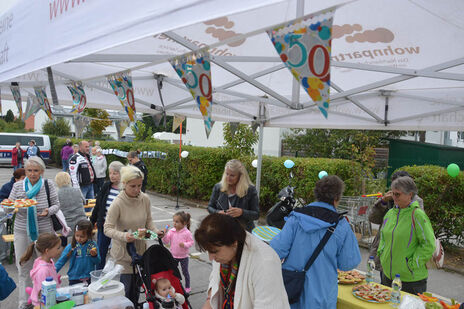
[0,263,16,301]
[270,175,361,308]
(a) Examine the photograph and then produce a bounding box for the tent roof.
[1,0,464,131]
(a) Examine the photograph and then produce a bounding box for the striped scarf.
[219,262,239,309]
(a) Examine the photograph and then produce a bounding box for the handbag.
[44,180,63,232]
[281,206,344,304]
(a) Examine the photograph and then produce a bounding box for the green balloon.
[447,163,460,178]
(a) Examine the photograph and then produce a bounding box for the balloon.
[180,151,189,158]
[318,171,328,179]
[252,159,258,168]
[284,159,295,169]
[447,163,460,178]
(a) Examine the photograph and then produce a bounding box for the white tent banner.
[0,0,462,131]
[67,81,86,114]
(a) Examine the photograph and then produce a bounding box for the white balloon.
[181,151,189,158]
[252,159,258,168]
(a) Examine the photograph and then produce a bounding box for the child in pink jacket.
[20,233,62,306]
[163,211,194,293]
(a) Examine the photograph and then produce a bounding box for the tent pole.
[291,0,304,109]
[255,102,265,198]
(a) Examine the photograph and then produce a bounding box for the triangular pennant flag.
[169,52,213,138]
[153,114,163,128]
[107,71,136,122]
[33,87,53,120]
[10,82,22,120]
[24,94,40,120]
[267,9,335,118]
[74,115,90,138]
[114,119,130,140]
[229,122,239,139]
[67,81,87,114]
[205,120,215,138]
[172,114,185,133]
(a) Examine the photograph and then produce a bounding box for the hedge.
[395,165,464,246]
[52,138,363,212]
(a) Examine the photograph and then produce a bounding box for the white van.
[0,133,52,164]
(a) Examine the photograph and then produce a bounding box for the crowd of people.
[0,144,441,308]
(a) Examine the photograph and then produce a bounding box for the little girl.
[163,211,194,293]
[55,220,100,285]
[20,233,62,307]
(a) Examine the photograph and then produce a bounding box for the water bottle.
[40,276,57,309]
[390,274,402,307]
[142,303,150,309]
[366,256,375,284]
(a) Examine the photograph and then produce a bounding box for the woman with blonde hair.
[208,159,259,231]
[104,165,164,305]
[55,171,86,246]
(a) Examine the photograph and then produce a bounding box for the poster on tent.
[107,71,136,122]
[33,87,53,120]
[67,81,87,114]
[267,10,335,118]
[10,83,22,120]
[169,52,214,138]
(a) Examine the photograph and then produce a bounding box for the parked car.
[0,133,51,164]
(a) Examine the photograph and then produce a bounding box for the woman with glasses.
[377,176,435,295]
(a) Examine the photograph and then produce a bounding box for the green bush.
[52,138,364,212]
[396,165,464,246]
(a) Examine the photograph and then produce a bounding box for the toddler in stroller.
[127,240,191,309]
[152,275,185,308]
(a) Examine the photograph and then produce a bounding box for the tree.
[82,108,112,138]
[132,120,155,142]
[5,109,14,122]
[223,123,259,157]
[283,129,405,173]
[42,118,71,137]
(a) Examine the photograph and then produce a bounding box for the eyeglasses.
[393,192,403,197]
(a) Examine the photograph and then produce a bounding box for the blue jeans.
[97,226,112,270]
[81,184,94,199]
[62,159,69,172]
[13,163,22,171]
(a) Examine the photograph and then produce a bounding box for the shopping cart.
[338,196,377,241]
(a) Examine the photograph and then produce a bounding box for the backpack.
[411,208,444,269]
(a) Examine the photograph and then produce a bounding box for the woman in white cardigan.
[195,213,290,309]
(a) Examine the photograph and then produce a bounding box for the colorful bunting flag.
[67,81,87,114]
[172,114,185,133]
[34,86,53,120]
[10,82,22,120]
[170,52,214,138]
[24,94,40,120]
[267,10,334,118]
[107,71,136,122]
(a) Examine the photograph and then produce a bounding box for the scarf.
[25,177,42,241]
[220,262,239,309]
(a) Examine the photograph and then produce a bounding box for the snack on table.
[14,199,37,208]
[338,270,366,284]
[352,283,391,303]
[1,199,15,207]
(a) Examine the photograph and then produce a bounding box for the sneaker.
[185,287,191,293]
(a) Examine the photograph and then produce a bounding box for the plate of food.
[1,198,37,209]
[132,229,158,240]
[352,283,391,303]
[338,270,366,284]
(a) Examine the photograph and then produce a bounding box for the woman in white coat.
[195,213,290,309]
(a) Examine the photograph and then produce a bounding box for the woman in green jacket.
[378,176,435,295]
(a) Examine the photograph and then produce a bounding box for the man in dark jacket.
[0,168,26,199]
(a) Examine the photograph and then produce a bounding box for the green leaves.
[223,123,259,157]
[42,118,71,137]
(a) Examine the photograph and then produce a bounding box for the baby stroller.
[127,239,192,309]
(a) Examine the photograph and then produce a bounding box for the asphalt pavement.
[0,166,462,308]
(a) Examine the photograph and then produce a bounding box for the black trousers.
[120,273,140,306]
[381,272,427,295]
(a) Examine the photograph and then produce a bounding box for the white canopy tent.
[0,0,463,192]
